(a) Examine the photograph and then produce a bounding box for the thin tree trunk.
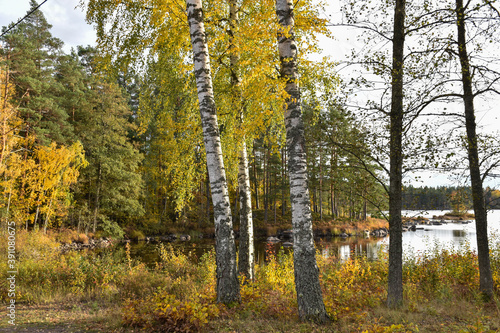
[363,179,367,221]
[329,183,333,216]
[455,0,494,299]
[198,181,202,220]
[313,186,317,213]
[34,205,40,230]
[227,0,254,281]
[1,59,10,168]
[253,148,260,209]
[77,209,81,233]
[273,171,277,224]
[387,0,405,309]
[233,188,239,223]
[186,0,240,304]
[349,187,353,221]
[319,147,323,221]
[238,141,255,281]
[276,0,328,323]
[6,184,12,226]
[281,147,286,216]
[93,164,101,233]
[330,149,337,218]
[43,196,53,234]
[264,146,269,223]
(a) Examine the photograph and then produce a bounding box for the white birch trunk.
[228,0,254,282]
[276,0,329,323]
[237,141,254,281]
[186,0,240,303]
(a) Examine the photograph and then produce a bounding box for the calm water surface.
[127,210,500,266]
[396,209,500,258]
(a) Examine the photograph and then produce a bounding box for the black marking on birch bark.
[187,0,240,304]
[276,0,328,322]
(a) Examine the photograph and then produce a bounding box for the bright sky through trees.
[1,0,499,188]
[0,0,95,53]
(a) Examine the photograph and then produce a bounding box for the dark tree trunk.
[273,171,277,224]
[276,0,329,323]
[455,0,494,299]
[281,147,286,216]
[252,148,260,209]
[319,147,323,221]
[264,146,269,223]
[93,164,101,233]
[387,0,405,309]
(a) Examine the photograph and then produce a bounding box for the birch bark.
[228,0,254,282]
[186,0,240,303]
[276,0,328,323]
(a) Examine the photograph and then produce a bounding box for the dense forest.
[4,3,498,240]
[2,0,500,330]
[0,1,391,239]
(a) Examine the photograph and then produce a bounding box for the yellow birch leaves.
[1,57,88,227]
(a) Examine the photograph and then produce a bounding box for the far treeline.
[402,186,500,212]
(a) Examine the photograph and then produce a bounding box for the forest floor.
[1,227,499,333]
[1,296,500,332]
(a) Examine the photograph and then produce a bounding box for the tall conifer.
[1,0,73,146]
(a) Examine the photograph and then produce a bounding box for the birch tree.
[228,0,254,282]
[186,0,240,304]
[275,0,328,323]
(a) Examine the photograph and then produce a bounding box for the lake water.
[127,210,500,265]
[395,209,500,259]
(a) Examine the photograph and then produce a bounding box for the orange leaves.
[122,290,220,331]
[318,255,386,321]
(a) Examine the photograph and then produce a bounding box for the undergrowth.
[1,230,499,332]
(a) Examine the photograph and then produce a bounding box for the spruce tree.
[71,47,144,232]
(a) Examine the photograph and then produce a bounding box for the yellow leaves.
[0,58,23,174]
[1,59,87,226]
[123,283,220,331]
[19,142,88,226]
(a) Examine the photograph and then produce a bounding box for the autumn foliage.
[2,229,499,332]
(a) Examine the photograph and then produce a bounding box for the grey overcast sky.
[1,0,499,188]
[0,0,96,53]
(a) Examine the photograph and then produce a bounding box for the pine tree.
[1,0,73,146]
[72,47,144,232]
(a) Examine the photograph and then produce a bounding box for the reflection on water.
[126,210,500,267]
[317,239,385,262]
[453,230,467,237]
[127,236,387,268]
[397,209,500,256]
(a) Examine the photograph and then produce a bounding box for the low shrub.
[2,229,500,332]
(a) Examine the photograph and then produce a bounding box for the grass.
[1,229,499,332]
